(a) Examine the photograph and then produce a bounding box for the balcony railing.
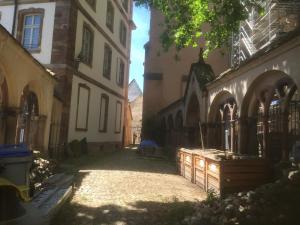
[231,0,300,68]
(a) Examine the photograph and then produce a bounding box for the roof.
[128,79,142,102]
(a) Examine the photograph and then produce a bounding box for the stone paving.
[51,148,206,225]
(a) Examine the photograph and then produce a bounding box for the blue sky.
[129,4,150,91]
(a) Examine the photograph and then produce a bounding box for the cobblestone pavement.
[52,148,206,225]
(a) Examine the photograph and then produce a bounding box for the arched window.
[106,1,114,32]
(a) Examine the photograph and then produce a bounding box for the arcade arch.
[241,71,300,162]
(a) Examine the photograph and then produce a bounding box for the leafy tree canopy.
[134,0,264,56]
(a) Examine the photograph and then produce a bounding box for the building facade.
[0,0,135,156]
[0,24,56,152]
[148,0,300,165]
[143,8,229,121]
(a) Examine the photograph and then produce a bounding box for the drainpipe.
[12,0,18,36]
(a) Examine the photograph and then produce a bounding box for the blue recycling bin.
[0,144,32,201]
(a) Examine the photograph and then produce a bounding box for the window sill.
[27,48,41,54]
[81,61,93,68]
[76,128,88,132]
[103,75,111,80]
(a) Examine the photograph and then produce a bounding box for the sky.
[129,4,150,91]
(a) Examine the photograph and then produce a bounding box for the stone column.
[5,107,20,145]
[221,121,225,150]
[262,115,270,159]
[281,111,289,161]
[230,120,236,153]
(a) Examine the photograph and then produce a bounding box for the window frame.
[99,94,109,133]
[116,57,125,88]
[16,8,45,53]
[106,1,115,32]
[119,20,127,48]
[115,101,122,133]
[86,0,96,11]
[103,43,112,80]
[121,0,129,12]
[81,23,94,67]
[75,83,91,132]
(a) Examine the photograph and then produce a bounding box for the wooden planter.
[177,151,185,176]
[205,158,269,196]
[183,152,194,182]
[193,155,206,190]
[178,148,270,196]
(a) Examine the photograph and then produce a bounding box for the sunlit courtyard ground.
[51,147,206,225]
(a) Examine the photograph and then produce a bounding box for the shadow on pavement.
[51,199,196,225]
[79,148,178,175]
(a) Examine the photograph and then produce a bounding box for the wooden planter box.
[183,152,194,182]
[193,155,206,190]
[178,148,270,196]
[177,151,185,176]
[206,158,269,196]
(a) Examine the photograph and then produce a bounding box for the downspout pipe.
[12,0,18,36]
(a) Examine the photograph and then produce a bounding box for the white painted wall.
[0,2,56,64]
[68,75,124,143]
[75,11,127,96]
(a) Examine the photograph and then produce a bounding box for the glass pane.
[23,28,31,48]
[24,16,33,25]
[32,28,40,48]
[34,15,41,25]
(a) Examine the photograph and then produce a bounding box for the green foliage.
[134,0,264,56]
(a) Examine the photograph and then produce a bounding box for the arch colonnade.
[159,36,300,163]
[0,26,56,152]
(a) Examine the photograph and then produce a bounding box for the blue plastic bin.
[0,144,32,187]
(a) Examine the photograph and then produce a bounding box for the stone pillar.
[230,120,236,153]
[0,108,7,144]
[5,107,20,145]
[281,111,289,161]
[221,121,225,150]
[262,115,270,159]
[37,115,47,152]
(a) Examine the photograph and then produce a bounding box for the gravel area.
[51,148,206,225]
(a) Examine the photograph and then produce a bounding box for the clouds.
[129,5,150,89]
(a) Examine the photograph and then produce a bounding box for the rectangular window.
[106,1,114,32]
[22,14,42,50]
[103,44,112,79]
[76,84,90,131]
[86,0,96,10]
[119,20,127,47]
[116,58,125,87]
[115,101,122,133]
[121,0,128,12]
[81,24,94,66]
[99,94,109,132]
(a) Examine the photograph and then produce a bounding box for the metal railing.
[231,0,300,68]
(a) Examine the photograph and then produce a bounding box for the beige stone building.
[0,24,56,151]
[146,0,300,165]
[0,0,135,156]
[143,8,229,120]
